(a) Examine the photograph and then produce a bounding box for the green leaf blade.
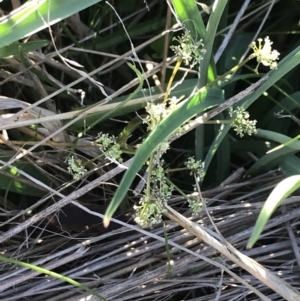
[247,175,300,248]
[0,0,103,48]
[171,0,206,39]
[0,40,48,58]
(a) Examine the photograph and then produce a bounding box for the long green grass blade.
[280,156,300,177]
[246,129,300,176]
[0,255,106,300]
[247,175,300,249]
[203,123,230,175]
[171,0,206,39]
[0,40,48,58]
[0,0,103,48]
[199,0,227,85]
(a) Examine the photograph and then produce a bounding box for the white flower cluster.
[134,165,174,228]
[187,197,202,215]
[185,156,205,180]
[170,30,206,66]
[144,97,180,165]
[96,132,123,162]
[229,106,257,138]
[249,36,280,73]
[67,156,87,180]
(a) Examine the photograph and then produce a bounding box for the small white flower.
[67,156,87,180]
[96,132,123,162]
[170,30,206,66]
[250,36,280,73]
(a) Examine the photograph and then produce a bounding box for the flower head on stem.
[249,36,280,73]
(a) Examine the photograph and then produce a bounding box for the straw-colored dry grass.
[1,169,300,300]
